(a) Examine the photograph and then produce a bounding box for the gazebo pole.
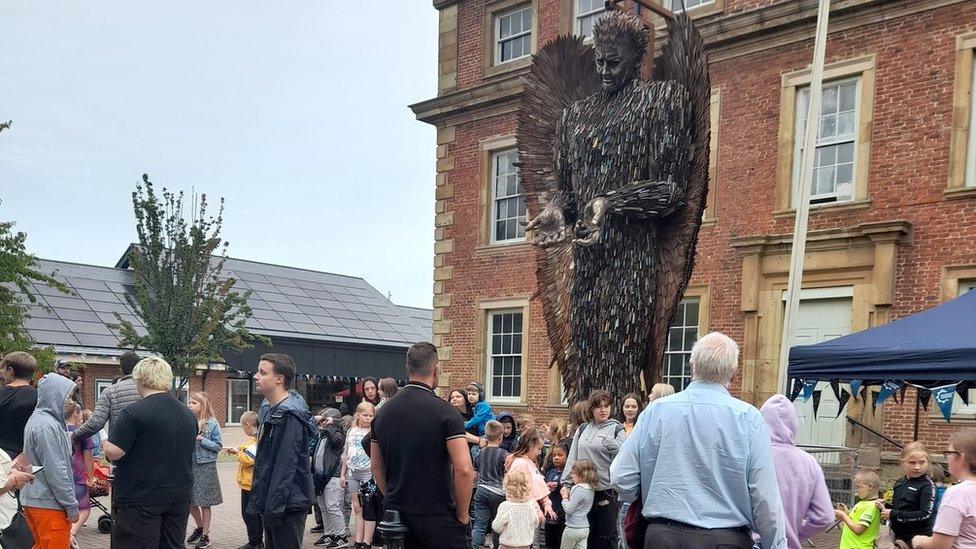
[777,0,833,395]
[914,390,921,441]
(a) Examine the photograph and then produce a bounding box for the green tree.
[0,207,71,371]
[113,175,268,383]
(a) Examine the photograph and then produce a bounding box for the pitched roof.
[19,256,432,356]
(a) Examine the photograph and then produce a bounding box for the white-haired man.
[610,332,786,548]
[103,357,197,549]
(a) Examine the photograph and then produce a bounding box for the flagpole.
[777,0,832,395]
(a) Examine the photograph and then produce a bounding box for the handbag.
[0,509,34,549]
[622,486,646,549]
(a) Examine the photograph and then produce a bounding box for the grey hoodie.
[561,419,627,491]
[22,373,79,518]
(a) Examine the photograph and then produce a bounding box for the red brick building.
[411,0,976,450]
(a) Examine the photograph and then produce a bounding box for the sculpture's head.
[592,10,648,94]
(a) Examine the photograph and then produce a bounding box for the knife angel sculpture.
[518,8,710,402]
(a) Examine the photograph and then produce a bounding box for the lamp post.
[378,509,409,549]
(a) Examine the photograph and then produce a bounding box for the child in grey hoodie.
[21,372,79,548]
[560,460,597,549]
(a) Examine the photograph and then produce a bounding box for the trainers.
[327,536,349,548]
[186,527,203,544]
[310,524,325,533]
[195,534,212,549]
[314,535,333,546]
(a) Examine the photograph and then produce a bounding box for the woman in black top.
[448,389,473,424]
[361,377,381,407]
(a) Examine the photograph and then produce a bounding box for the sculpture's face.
[595,35,639,93]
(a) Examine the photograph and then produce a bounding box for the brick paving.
[74,453,844,548]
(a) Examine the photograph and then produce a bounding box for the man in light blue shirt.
[610,332,786,548]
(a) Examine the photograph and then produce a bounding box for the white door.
[789,294,853,448]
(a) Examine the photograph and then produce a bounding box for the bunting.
[849,379,863,398]
[788,378,803,402]
[874,380,902,409]
[836,389,851,419]
[812,390,823,419]
[919,388,932,411]
[829,379,842,402]
[933,384,958,423]
[801,379,818,402]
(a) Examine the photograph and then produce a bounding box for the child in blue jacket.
[465,382,495,435]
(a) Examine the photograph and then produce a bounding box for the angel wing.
[516,36,600,400]
[647,12,711,390]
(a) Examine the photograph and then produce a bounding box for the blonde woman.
[186,391,222,549]
[913,430,976,548]
[648,383,675,403]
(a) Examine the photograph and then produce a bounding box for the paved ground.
[75,428,843,548]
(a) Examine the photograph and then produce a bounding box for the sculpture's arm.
[527,111,577,248]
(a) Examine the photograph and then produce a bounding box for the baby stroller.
[89,461,113,534]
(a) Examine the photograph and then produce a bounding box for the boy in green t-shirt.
[836,469,882,549]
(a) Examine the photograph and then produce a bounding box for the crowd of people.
[5,333,976,548]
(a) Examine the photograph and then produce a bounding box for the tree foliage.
[0,204,71,372]
[113,175,268,380]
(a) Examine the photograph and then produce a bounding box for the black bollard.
[377,509,409,549]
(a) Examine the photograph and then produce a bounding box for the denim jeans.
[472,486,505,548]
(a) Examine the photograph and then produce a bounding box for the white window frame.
[172,376,190,404]
[662,298,700,392]
[94,379,113,404]
[669,0,716,12]
[574,0,605,38]
[226,378,252,426]
[967,56,976,188]
[490,149,526,244]
[486,309,525,404]
[494,5,533,65]
[792,76,862,206]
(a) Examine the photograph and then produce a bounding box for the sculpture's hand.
[524,201,569,248]
[573,197,607,247]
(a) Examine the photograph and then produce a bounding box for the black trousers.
[400,510,471,549]
[111,501,190,549]
[587,489,619,549]
[264,508,307,549]
[241,489,264,546]
[644,521,754,549]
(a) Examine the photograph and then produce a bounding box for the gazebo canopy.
[788,289,976,382]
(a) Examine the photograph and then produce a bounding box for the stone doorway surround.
[730,220,911,443]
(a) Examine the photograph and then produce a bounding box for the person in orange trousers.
[21,373,81,549]
[24,507,73,548]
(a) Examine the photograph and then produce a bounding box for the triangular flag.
[894,384,906,406]
[829,379,842,402]
[849,380,863,398]
[788,378,803,402]
[957,382,971,406]
[801,379,818,402]
[919,388,932,411]
[874,380,902,409]
[812,390,823,419]
[870,389,880,409]
[836,389,851,419]
[933,383,957,422]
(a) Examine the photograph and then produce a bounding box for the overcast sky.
[0,2,439,308]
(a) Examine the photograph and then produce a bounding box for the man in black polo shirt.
[371,342,474,549]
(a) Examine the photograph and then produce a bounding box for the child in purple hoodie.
[759,395,834,548]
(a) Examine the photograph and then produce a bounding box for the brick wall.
[432,0,976,444]
[74,362,230,426]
